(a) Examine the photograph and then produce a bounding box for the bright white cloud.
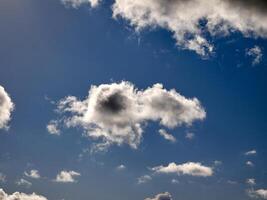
[55,170,81,183]
[24,170,41,179]
[137,175,152,184]
[51,81,205,151]
[0,86,14,130]
[61,0,100,8]
[151,162,213,177]
[158,129,176,143]
[15,179,32,188]
[144,192,172,200]
[245,149,257,156]
[0,189,47,200]
[116,164,126,171]
[248,189,267,199]
[246,46,263,66]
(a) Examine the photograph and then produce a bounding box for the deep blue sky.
[0,0,267,200]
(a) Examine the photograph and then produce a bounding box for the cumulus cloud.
[144,192,172,200]
[61,0,100,8]
[151,162,213,177]
[0,189,47,200]
[50,81,205,151]
[24,170,41,179]
[245,149,257,156]
[137,175,152,184]
[47,120,60,135]
[60,0,267,56]
[0,86,14,130]
[55,170,81,183]
[248,189,267,199]
[158,129,176,143]
[246,46,263,66]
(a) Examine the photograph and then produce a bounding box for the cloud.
[0,86,14,130]
[185,132,195,140]
[137,175,152,184]
[15,179,32,188]
[47,120,60,135]
[55,170,81,183]
[116,164,126,171]
[24,170,41,179]
[0,189,48,200]
[245,149,257,156]
[158,129,176,143]
[144,192,172,200]
[50,81,205,151]
[246,161,254,167]
[248,189,267,199]
[61,0,100,8]
[246,178,256,186]
[61,0,267,56]
[246,46,263,66]
[151,162,213,177]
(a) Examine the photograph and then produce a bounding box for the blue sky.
[0,0,267,200]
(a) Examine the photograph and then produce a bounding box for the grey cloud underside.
[50,81,205,150]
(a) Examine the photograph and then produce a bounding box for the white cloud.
[245,149,257,156]
[151,162,213,177]
[47,120,60,135]
[61,0,100,8]
[246,161,254,167]
[137,175,152,184]
[246,46,263,66]
[0,85,14,130]
[24,170,41,179]
[116,164,126,171]
[51,81,205,151]
[0,173,6,183]
[171,179,179,184]
[15,179,32,188]
[246,178,256,186]
[248,189,267,199]
[144,192,172,200]
[0,188,47,200]
[158,129,176,143]
[55,170,81,183]
[185,132,195,140]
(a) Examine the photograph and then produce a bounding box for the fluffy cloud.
[248,189,267,199]
[0,86,14,130]
[151,162,213,177]
[50,81,205,150]
[0,189,47,200]
[61,0,267,56]
[144,192,172,200]
[158,129,176,143]
[24,170,41,179]
[55,170,81,183]
[47,120,60,135]
[246,46,263,66]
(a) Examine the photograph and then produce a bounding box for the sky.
[0,0,267,200]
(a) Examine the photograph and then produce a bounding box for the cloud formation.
[61,0,267,56]
[144,192,172,200]
[137,175,152,184]
[245,149,257,156]
[55,170,81,183]
[248,189,267,199]
[158,129,176,143]
[151,162,213,177]
[15,179,32,188]
[246,46,263,66]
[0,86,14,130]
[24,170,41,179]
[51,81,205,150]
[0,189,47,200]
[61,0,100,8]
